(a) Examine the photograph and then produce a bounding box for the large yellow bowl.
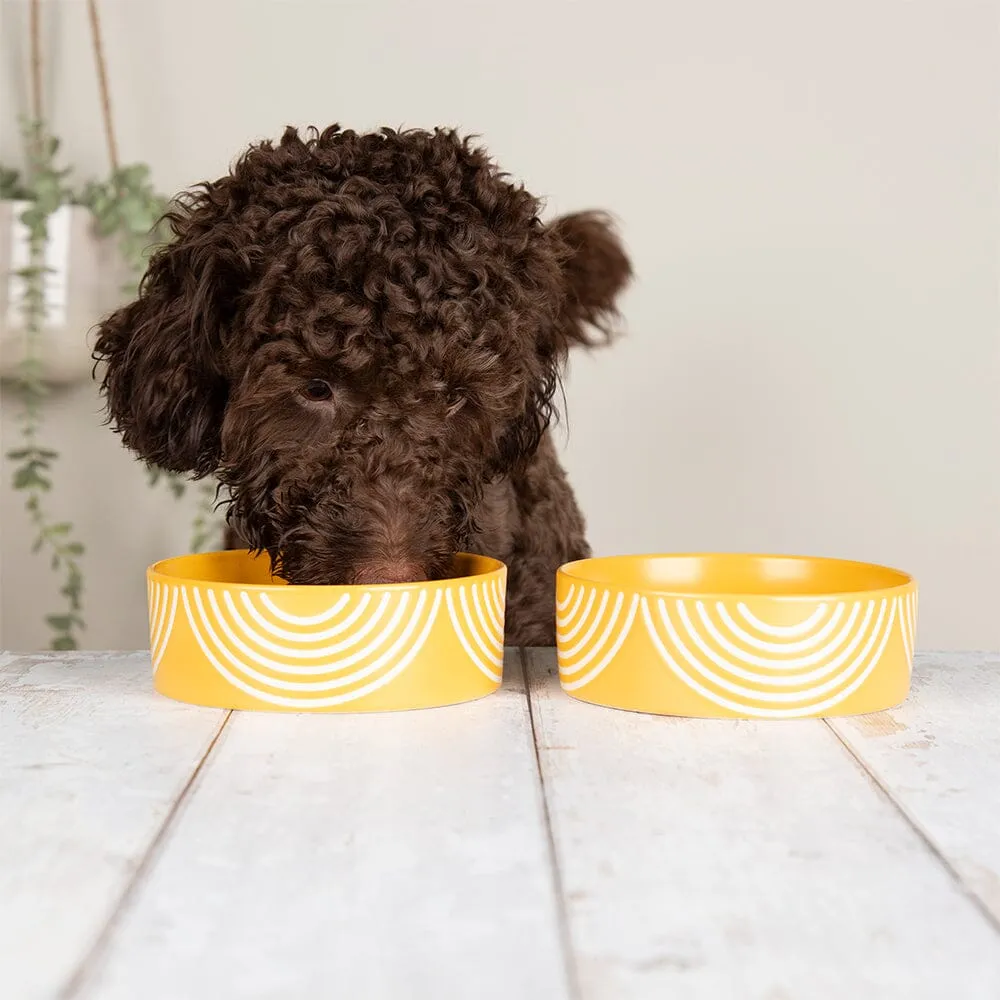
[147,550,507,713]
[556,554,917,719]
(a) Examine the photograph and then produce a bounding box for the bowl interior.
[560,554,911,597]
[150,550,504,589]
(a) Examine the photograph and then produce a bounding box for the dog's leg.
[499,434,590,648]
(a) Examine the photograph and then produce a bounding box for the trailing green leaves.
[4,120,225,650]
[80,162,169,296]
[5,120,87,650]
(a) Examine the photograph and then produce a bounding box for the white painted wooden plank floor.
[1,649,998,1000]
[524,648,1000,1000]
[0,652,226,1000]
[72,652,570,1000]
[828,652,1000,926]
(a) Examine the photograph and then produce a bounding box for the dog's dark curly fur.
[93,125,631,645]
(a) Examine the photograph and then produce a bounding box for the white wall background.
[0,0,997,650]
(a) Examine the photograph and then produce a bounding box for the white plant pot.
[0,200,131,385]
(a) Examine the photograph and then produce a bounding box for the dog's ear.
[549,211,632,348]
[93,190,243,477]
[491,213,631,475]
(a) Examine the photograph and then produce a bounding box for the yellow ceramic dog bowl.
[147,550,507,712]
[556,554,917,719]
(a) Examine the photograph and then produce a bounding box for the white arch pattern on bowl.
[445,578,506,683]
[238,590,374,641]
[148,573,506,707]
[179,585,441,706]
[646,597,894,709]
[220,590,396,667]
[147,580,178,675]
[676,600,877,686]
[555,582,917,717]
[737,602,828,637]
[258,592,351,626]
[715,602,846,653]
[185,587,433,693]
[557,589,641,692]
[204,589,407,673]
[898,590,918,675]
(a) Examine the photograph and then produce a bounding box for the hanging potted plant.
[0,0,134,383]
[2,0,224,650]
[0,143,97,385]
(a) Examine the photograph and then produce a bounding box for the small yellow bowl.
[147,550,507,713]
[556,554,917,719]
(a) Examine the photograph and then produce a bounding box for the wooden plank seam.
[520,647,583,1000]
[58,710,235,1000]
[824,717,1000,938]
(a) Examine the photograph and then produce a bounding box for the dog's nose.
[351,561,428,586]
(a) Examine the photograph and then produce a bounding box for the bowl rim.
[557,552,915,600]
[148,549,507,592]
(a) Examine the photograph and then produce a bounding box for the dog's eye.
[302,379,334,402]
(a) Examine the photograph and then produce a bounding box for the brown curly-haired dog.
[93,125,631,646]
